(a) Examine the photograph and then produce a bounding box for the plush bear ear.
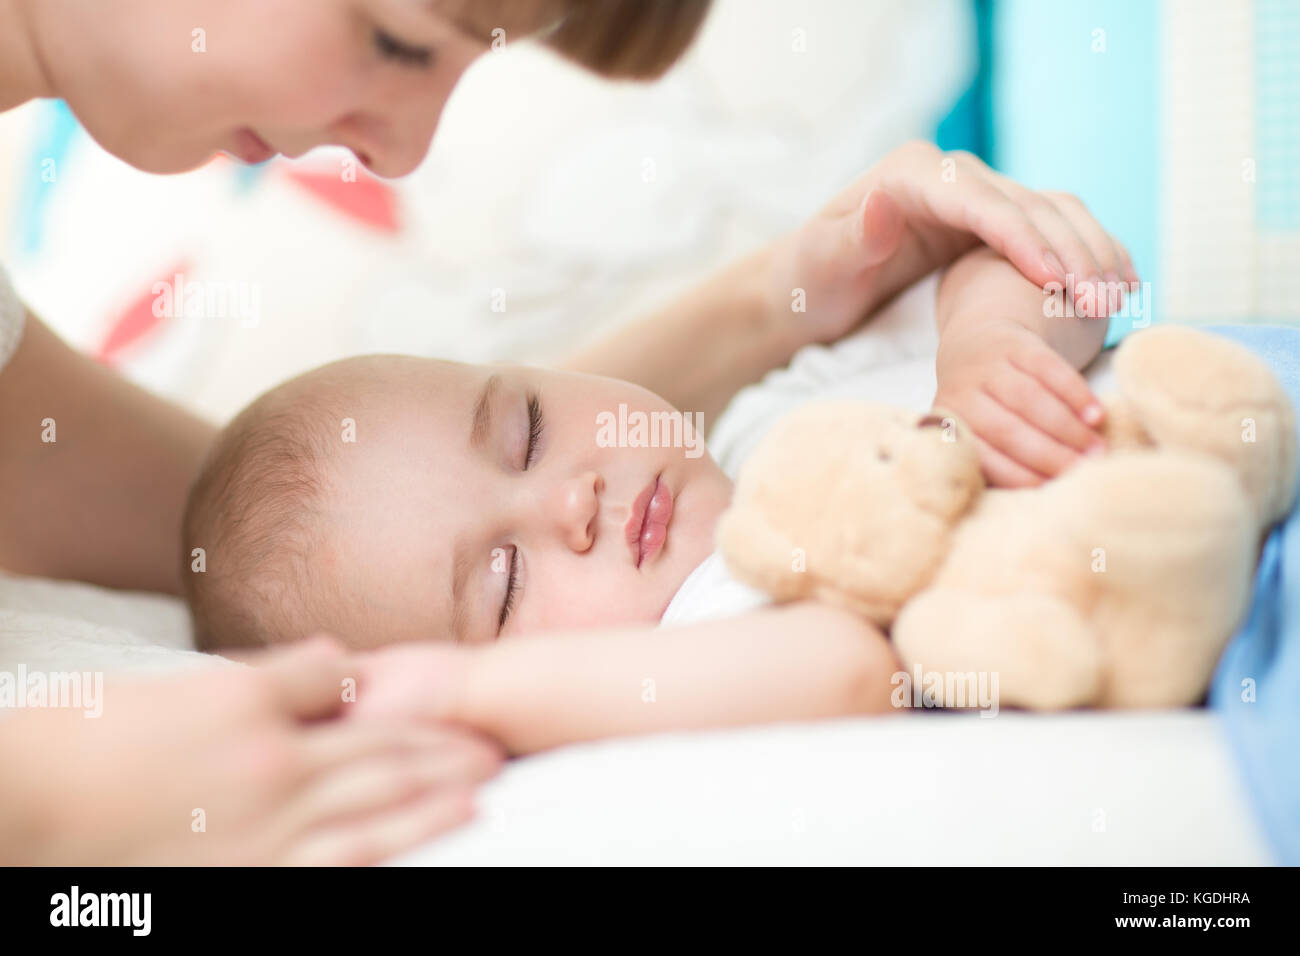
[1113,325,1299,526]
[716,504,814,604]
[900,406,984,522]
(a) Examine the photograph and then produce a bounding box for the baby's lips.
[638,480,675,566]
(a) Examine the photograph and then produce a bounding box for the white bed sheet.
[396,711,1271,866]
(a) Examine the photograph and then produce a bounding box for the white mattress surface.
[396,710,1270,866]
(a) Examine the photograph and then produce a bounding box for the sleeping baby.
[184,347,738,649]
[184,183,1130,754]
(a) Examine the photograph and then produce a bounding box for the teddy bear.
[716,325,1297,710]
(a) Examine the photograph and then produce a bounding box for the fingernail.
[1043,251,1067,282]
[1085,275,1107,317]
[1082,403,1104,425]
[1103,272,1123,315]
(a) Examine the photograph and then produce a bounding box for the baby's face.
[317,357,732,646]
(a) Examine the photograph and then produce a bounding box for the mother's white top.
[0,263,26,373]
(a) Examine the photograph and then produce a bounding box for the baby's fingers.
[975,436,1044,489]
[990,365,1103,457]
[1011,346,1104,429]
[968,389,1080,480]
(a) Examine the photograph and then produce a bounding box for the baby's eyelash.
[373,29,434,68]
[498,393,542,633]
[524,393,544,470]
[498,547,520,633]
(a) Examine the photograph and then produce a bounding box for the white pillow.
[0,573,220,675]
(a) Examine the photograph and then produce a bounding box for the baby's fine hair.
[182,380,338,652]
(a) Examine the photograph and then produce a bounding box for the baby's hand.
[934,318,1105,488]
[345,642,475,725]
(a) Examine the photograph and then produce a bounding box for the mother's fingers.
[850,187,907,269]
[255,634,355,720]
[283,786,477,867]
[264,722,501,864]
[935,173,1061,285]
[1039,190,1124,281]
[1113,239,1140,286]
[883,145,1064,289]
[300,720,504,780]
[1009,193,1106,315]
[305,723,506,780]
[287,748,489,836]
[986,176,1119,316]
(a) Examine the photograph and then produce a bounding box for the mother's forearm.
[561,246,804,429]
[0,313,216,594]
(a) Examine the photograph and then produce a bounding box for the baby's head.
[183,356,732,651]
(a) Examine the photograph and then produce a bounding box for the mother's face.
[33,0,494,176]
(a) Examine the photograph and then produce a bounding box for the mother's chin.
[77,116,216,175]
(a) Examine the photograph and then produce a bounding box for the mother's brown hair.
[436,0,713,78]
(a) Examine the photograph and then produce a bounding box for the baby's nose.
[555,472,604,553]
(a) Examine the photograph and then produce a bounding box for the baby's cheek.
[523,570,660,635]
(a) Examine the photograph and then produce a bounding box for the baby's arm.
[934,246,1111,487]
[354,602,899,756]
[938,245,1108,372]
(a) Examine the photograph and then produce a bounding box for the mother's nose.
[331,105,441,179]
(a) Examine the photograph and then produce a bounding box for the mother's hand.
[0,636,502,865]
[766,141,1137,346]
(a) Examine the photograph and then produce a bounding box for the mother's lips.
[625,475,674,568]
[232,128,276,164]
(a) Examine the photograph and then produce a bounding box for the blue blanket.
[1201,324,1300,864]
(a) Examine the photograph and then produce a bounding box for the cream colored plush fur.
[717,326,1298,710]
